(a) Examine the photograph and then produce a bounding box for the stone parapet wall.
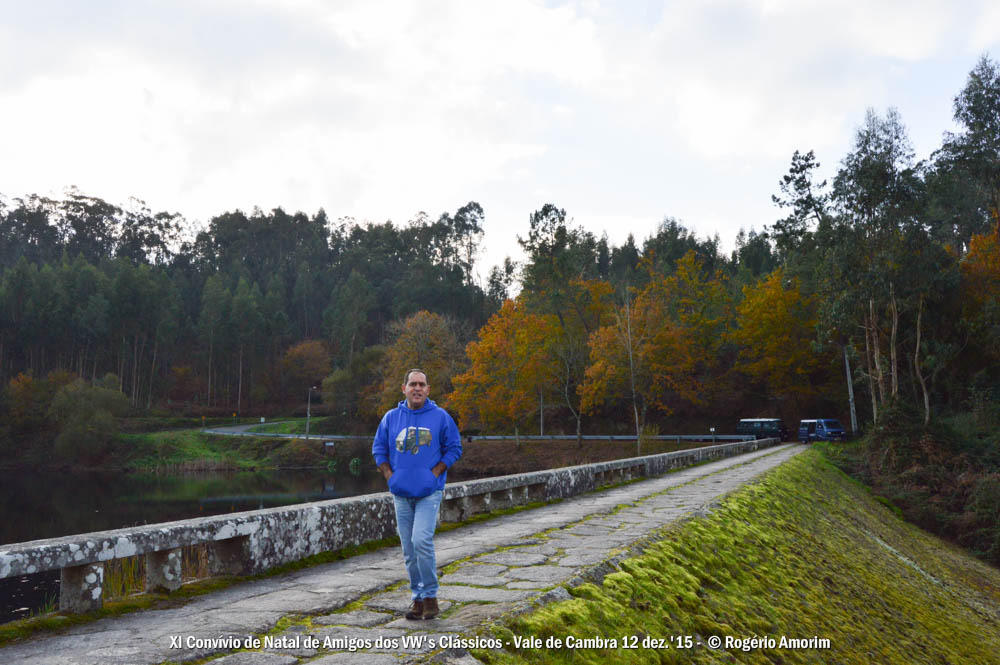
[0,437,777,612]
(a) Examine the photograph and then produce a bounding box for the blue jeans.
[393,489,443,600]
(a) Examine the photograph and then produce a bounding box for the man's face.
[402,372,429,409]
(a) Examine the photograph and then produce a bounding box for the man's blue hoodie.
[372,398,462,498]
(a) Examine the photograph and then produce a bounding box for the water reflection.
[0,467,387,546]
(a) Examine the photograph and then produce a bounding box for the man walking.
[372,368,462,620]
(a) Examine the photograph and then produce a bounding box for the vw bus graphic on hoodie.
[372,398,463,499]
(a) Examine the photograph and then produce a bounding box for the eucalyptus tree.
[323,270,375,370]
[198,273,231,406]
[231,277,264,412]
[642,217,723,279]
[829,108,923,419]
[0,195,61,268]
[518,204,609,440]
[57,190,121,264]
[0,259,37,377]
[116,200,183,266]
[930,54,1000,250]
[486,256,517,306]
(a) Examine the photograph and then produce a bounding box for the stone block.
[210,653,298,665]
[505,580,549,589]
[145,548,182,592]
[208,536,253,576]
[314,609,394,627]
[59,562,103,613]
[309,651,401,665]
[450,563,507,576]
[474,551,548,566]
[310,653,402,664]
[438,573,507,587]
[436,585,534,603]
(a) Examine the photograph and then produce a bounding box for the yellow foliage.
[374,311,465,414]
[449,299,555,431]
[961,229,1000,311]
[582,251,730,418]
[731,268,822,401]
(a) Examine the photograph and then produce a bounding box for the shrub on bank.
[49,377,130,465]
[263,438,327,467]
[821,402,1000,566]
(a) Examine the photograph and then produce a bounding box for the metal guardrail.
[206,428,756,443]
[468,434,756,442]
[202,431,371,440]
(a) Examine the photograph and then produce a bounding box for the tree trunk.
[889,284,898,399]
[843,344,858,435]
[119,336,127,391]
[207,334,214,408]
[539,390,544,436]
[914,295,930,426]
[869,300,886,408]
[147,334,158,410]
[623,299,641,443]
[864,318,878,424]
[237,343,243,415]
[640,402,648,455]
[633,401,641,456]
[132,331,144,407]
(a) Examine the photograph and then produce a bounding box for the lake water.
[0,464,413,623]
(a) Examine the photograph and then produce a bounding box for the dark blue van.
[736,418,789,441]
[798,419,847,442]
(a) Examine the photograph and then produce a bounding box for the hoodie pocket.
[388,467,438,498]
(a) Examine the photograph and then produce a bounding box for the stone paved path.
[1,444,803,665]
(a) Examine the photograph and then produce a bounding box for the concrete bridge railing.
[0,438,777,614]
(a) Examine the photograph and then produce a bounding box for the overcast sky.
[2,0,999,280]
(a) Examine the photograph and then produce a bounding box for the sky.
[2,0,999,282]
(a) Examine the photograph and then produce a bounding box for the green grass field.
[119,429,270,471]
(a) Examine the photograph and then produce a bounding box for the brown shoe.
[422,597,439,620]
[405,599,424,620]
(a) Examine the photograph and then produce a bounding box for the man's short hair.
[402,368,428,385]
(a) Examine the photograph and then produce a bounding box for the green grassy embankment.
[245,419,310,434]
[119,428,334,472]
[474,449,1000,665]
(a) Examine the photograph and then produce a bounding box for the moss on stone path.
[475,449,1000,665]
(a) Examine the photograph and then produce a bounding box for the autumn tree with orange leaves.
[731,268,826,411]
[542,278,614,445]
[961,229,1000,364]
[371,311,465,415]
[582,251,731,449]
[449,299,554,444]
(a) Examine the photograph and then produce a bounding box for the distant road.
[204,423,365,440]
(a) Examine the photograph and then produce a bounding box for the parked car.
[798,419,847,442]
[736,418,789,441]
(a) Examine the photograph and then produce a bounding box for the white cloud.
[1,0,998,272]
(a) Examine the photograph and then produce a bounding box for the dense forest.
[1,56,998,477]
